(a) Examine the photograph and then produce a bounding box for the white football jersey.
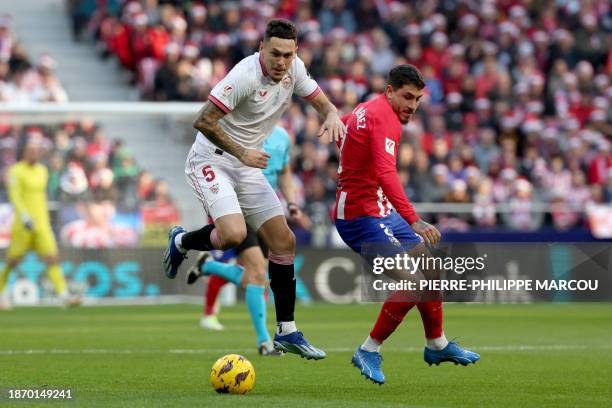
[195,52,320,153]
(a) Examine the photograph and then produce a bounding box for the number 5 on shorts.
[202,165,216,182]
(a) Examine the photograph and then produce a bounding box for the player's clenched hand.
[240,149,270,169]
[287,202,302,224]
[410,219,441,247]
[318,112,347,143]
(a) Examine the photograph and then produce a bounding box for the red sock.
[204,275,228,316]
[417,301,444,339]
[370,291,416,343]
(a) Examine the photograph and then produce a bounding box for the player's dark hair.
[387,64,425,90]
[264,19,297,42]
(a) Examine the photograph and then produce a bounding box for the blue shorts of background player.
[336,211,423,261]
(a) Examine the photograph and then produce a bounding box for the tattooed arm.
[193,102,269,169]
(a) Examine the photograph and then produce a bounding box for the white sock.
[58,290,69,300]
[426,333,449,350]
[260,340,274,349]
[174,232,187,254]
[361,335,381,353]
[276,321,297,336]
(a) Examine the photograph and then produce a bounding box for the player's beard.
[271,67,286,82]
[400,112,413,124]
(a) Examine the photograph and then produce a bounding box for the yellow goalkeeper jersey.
[7,161,50,225]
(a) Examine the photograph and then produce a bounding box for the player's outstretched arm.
[308,92,347,143]
[193,102,270,169]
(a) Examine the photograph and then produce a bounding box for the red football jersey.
[334,94,419,224]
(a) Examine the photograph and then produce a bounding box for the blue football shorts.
[336,211,423,262]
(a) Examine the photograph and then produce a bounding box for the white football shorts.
[184,141,284,231]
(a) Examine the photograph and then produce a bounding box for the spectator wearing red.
[137,170,156,202]
[475,55,499,99]
[423,31,450,78]
[421,115,451,156]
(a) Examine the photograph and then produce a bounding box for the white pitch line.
[0,344,611,356]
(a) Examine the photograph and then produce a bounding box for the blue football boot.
[424,341,480,366]
[163,226,187,279]
[273,331,326,360]
[351,347,385,385]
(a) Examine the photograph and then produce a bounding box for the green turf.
[1,303,611,407]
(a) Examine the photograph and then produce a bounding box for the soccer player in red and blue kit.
[335,65,479,385]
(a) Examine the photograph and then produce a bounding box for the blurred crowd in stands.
[0,14,179,247]
[70,0,611,233]
[10,0,612,237]
[0,16,68,103]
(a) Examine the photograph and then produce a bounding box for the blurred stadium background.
[0,0,609,305]
[0,0,611,405]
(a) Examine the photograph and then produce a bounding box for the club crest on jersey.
[208,183,220,194]
[385,138,395,156]
[222,85,233,97]
[282,76,292,89]
[259,90,268,97]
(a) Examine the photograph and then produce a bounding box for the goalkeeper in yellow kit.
[0,137,79,308]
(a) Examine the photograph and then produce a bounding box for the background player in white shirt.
[163,19,346,360]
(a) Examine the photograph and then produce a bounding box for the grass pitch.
[1,303,611,407]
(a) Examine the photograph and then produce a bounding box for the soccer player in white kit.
[163,19,346,360]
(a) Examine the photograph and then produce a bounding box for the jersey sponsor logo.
[222,85,233,97]
[385,138,395,156]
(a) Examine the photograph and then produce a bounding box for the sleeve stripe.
[303,86,322,101]
[208,95,231,113]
